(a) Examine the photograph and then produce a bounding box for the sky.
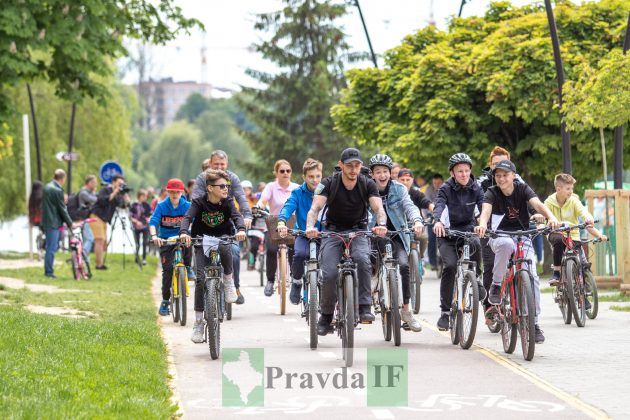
[120,0,537,92]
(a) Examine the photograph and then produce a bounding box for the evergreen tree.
[236,0,365,177]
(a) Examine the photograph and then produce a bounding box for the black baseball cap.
[340,148,363,164]
[493,160,517,174]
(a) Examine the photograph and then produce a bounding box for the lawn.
[0,253,176,418]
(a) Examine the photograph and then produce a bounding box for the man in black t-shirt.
[306,148,387,336]
[476,160,559,344]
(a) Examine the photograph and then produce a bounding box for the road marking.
[419,319,609,420]
[318,351,336,359]
[371,409,394,419]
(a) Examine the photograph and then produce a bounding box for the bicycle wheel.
[460,271,479,350]
[171,271,180,323]
[258,253,265,287]
[584,269,598,319]
[378,269,391,342]
[343,274,355,367]
[226,303,232,321]
[516,270,536,361]
[71,250,81,281]
[308,271,318,350]
[409,250,421,314]
[205,278,220,360]
[177,266,187,326]
[450,279,461,345]
[500,282,518,354]
[278,247,287,315]
[565,259,585,327]
[388,270,402,347]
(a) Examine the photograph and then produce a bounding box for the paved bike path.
[153,264,614,419]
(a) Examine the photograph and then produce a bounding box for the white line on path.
[371,409,395,419]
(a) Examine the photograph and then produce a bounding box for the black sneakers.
[535,324,545,343]
[359,305,375,323]
[317,314,334,336]
[437,312,449,331]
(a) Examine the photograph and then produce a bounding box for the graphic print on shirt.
[161,215,184,229]
[507,206,520,220]
[202,210,225,228]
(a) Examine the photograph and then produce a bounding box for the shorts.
[89,214,107,241]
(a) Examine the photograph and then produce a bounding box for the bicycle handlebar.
[550,220,600,234]
[487,227,551,238]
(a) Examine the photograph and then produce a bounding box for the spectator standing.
[129,189,152,265]
[78,175,98,258]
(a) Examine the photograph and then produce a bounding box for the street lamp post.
[354,0,378,68]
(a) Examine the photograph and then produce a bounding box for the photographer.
[89,175,130,270]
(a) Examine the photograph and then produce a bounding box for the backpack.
[322,169,371,227]
[67,192,90,221]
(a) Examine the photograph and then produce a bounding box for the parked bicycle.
[69,218,95,281]
[486,228,547,361]
[163,237,191,326]
[444,229,480,350]
[192,235,237,360]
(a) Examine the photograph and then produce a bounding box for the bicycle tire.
[516,270,536,361]
[258,253,265,287]
[205,278,220,360]
[450,279,461,345]
[409,249,421,314]
[565,259,585,327]
[584,269,598,319]
[226,302,232,321]
[388,270,402,347]
[460,270,479,350]
[501,281,518,354]
[558,263,572,325]
[309,270,318,350]
[171,271,180,324]
[343,273,355,367]
[177,266,187,326]
[71,250,81,281]
[379,268,392,342]
[279,248,287,315]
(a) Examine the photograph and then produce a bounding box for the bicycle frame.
[171,243,190,299]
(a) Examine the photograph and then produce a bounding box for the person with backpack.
[305,148,388,336]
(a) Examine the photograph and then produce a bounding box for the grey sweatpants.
[319,235,372,315]
[489,236,541,323]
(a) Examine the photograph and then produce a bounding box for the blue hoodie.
[149,197,191,239]
[278,182,321,231]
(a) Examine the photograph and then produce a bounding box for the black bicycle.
[291,230,321,350]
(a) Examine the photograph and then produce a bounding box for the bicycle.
[192,235,236,360]
[372,232,405,346]
[163,236,191,326]
[291,230,321,350]
[550,222,606,327]
[408,220,432,315]
[246,227,266,286]
[69,218,95,281]
[486,228,547,361]
[444,229,480,350]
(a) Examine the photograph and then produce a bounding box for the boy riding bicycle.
[179,169,247,344]
[149,179,192,316]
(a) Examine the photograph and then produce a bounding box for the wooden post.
[616,190,630,293]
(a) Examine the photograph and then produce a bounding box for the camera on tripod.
[119,183,133,194]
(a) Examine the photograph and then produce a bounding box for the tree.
[175,93,210,123]
[332,0,630,194]
[236,0,366,178]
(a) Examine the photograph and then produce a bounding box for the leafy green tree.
[332,0,630,194]
[175,93,210,123]
[236,0,365,178]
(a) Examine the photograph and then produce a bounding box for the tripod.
[105,209,139,270]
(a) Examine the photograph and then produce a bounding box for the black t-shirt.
[180,195,245,238]
[92,186,123,223]
[379,183,396,232]
[484,183,537,231]
[318,175,380,230]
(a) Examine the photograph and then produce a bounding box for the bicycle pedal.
[359,320,373,324]
[402,322,411,331]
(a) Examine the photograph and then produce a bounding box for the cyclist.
[433,153,485,331]
[242,180,265,270]
[256,160,300,297]
[277,158,324,305]
[544,173,606,289]
[180,169,247,343]
[398,168,434,259]
[475,160,559,344]
[149,179,192,316]
[305,148,387,335]
[368,155,424,332]
[192,150,252,304]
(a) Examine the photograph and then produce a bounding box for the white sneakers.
[401,309,422,332]
[224,275,238,304]
[191,320,205,343]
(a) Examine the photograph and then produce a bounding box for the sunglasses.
[278,169,292,174]
[211,184,229,190]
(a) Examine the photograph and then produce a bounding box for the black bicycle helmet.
[448,153,473,171]
[369,154,394,170]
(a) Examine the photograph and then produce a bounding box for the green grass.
[598,293,630,302]
[0,254,176,418]
[540,287,554,294]
[610,305,630,312]
[0,251,29,260]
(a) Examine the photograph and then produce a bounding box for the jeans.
[489,236,541,323]
[548,233,579,267]
[194,243,234,312]
[319,234,372,315]
[82,223,94,261]
[437,235,481,312]
[159,244,192,301]
[291,236,310,280]
[373,236,411,304]
[44,228,61,276]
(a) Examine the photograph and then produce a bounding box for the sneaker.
[401,309,422,332]
[191,320,205,343]
[359,304,375,323]
[477,281,487,302]
[437,312,449,331]
[187,266,196,281]
[549,271,560,287]
[158,300,169,316]
[142,260,147,266]
[289,280,302,305]
[535,324,545,344]
[488,284,501,305]
[264,281,274,297]
[95,265,108,270]
[235,290,245,305]
[224,277,238,303]
[317,314,334,336]
[44,273,57,279]
[584,299,592,311]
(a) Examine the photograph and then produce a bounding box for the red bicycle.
[69,218,95,280]
[486,228,548,361]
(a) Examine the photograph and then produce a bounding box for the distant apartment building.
[135,78,213,130]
